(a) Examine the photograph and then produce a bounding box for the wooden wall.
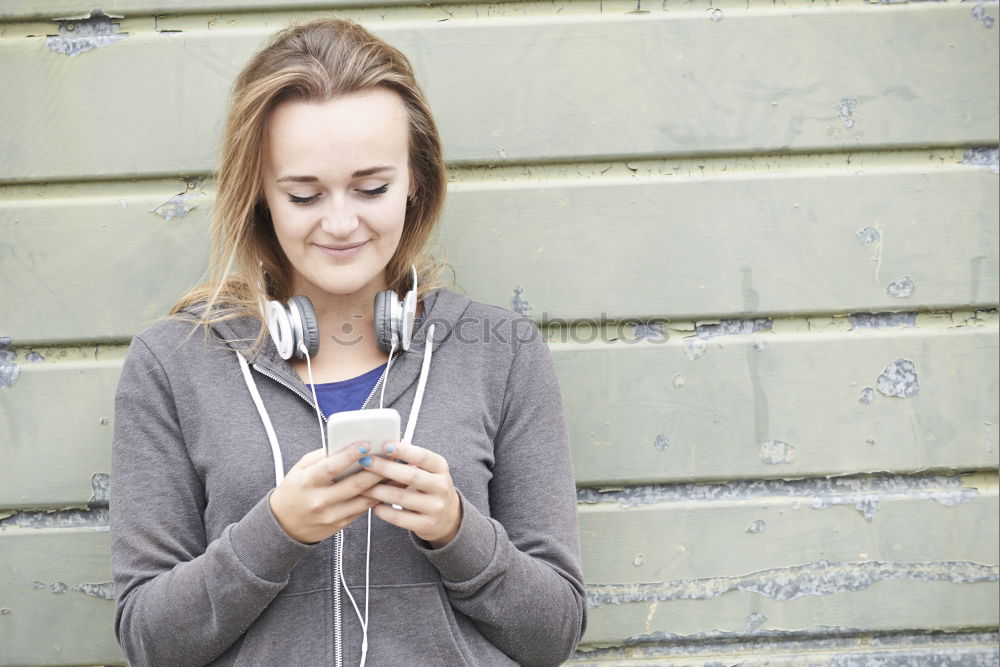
[1,0,998,664]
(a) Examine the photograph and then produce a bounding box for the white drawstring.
[237,323,437,667]
[237,352,285,485]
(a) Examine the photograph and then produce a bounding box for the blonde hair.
[171,18,449,344]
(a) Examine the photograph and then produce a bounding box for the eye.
[359,184,389,198]
[288,194,319,205]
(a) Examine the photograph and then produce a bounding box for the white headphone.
[266,266,419,360]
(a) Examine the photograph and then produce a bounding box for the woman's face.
[261,88,413,300]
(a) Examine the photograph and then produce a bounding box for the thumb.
[288,448,327,473]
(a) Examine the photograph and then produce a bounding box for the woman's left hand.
[359,441,462,549]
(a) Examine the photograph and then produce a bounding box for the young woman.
[110,18,586,666]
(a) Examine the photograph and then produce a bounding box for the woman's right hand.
[269,446,384,544]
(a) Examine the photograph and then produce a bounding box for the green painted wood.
[1,482,994,663]
[442,166,999,323]
[578,474,999,585]
[2,167,997,343]
[558,325,1000,486]
[568,633,1000,665]
[0,528,120,666]
[582,581,1000,645]
[0,359,120,509]
[578,480,999,642]
[0,0,471,19]
[1,6,997,182]
[2,326,996,507]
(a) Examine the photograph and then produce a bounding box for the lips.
[315,240,368,257]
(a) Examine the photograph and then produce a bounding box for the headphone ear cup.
[374,290,397,353]
[288,295,319,359]
[266,300,294,360]
[400,290,416,351]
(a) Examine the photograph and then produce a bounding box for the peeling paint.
[709,7,724,20]
[696,318,772,339]
[672,373,686,388]
[746,520,766,534]
[682,337,707,359]
[27,580,114,600]
[0,338,20,388]
[752,337,766,351]
[746,611,767,630]
[849,312,916,330]
[969,4,997,29]
[573,630,1000,663]
[0,508,109,530]
[45,10,127,57]
[151,192,200,220]
[577,473,980,511]
[886,275,916,298]
[877,358,919,398]
[760,439,795,465]
[90,472,111,506]
[586,560,998,607]
[859,387,875,404]
[24,351,45,362]
[511,286,533,317]
[857,226,881,245]
[631,322,665,342]
[961,146,1000,172]
[838,98,858,129]
[653,434,670,451]
[73,582,115,600]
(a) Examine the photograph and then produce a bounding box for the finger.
[360,483,436,515]
[306,443,377,485]
[289,448,328,472]
[371,500,426,533]
[384,441,449,475]
[359,455,431,491]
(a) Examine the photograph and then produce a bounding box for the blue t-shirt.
[310,363,387,417]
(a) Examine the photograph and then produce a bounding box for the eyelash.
[287,184,389,205]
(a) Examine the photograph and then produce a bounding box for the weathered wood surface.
[2,164,996,343]
[2,324,997,508]
[1,5,997,182]
[1,477,995,664]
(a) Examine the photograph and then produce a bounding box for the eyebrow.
[275,166,395,183]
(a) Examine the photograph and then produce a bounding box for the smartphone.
[327,408,400,480]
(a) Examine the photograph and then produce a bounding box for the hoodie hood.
[212,288,475,412]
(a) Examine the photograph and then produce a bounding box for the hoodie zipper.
[251,352,397,417]
[250,352,396,667]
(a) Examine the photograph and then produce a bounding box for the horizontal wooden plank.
[0,528,120,666]
[559,324,1000,485]
[579,474,999,585]
[578,478,999,642]
[1,478,994,663]
[569,632,1000,665]
[0,0,470,19]
[2,165,997,343]
[2,324,997,507]
[1,5,996,182]
[583,581,999,646]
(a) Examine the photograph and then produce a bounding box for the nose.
[319,194,359,238]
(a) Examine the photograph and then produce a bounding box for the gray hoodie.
[111,288,586,666]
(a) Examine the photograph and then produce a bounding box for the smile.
[315,241,368,258]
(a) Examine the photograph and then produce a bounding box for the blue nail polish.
[386,444,395,454]
[359,446,369,455]
[359,456,372,467]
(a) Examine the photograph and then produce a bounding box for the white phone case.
[327,408,400,479]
